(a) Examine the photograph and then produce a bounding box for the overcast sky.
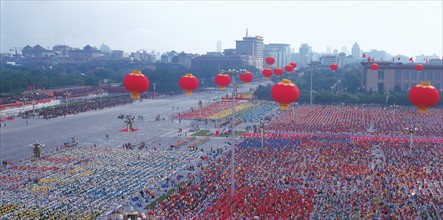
[1,1,442,57]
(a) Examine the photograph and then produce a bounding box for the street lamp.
[19,96,28,111]
[405,125,418,148]
[259,121,267,148]
[97,88,104,100]
[30,140,45,159]
[152,82,157,99]
[221,68,247,198]
[63,91,71,105]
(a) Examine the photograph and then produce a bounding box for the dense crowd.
[0,146,202,219]
[269,105,443,138]
[28,96,133,119]
[146,136,443,219]
[2,101,442,219]
[54,87,101,97]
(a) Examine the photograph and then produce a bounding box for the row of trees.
[3,61,439,106]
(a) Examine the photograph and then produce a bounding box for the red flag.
[367,57,371,62]
[362,53,366,58]
[397,57,401,60]
[392,57,395,62]
[408,57,414,62]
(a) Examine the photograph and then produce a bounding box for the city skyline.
[1,1,442,57]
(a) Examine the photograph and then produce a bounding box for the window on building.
[395,70,401,80]
[419,72,425,80]
[435,72,441,80]
[378,71,384,79]
[403,83,409,91]
[427,71,433,80]
[403,71,409,80]
[411,72,417,80]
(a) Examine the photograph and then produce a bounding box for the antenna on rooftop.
[246,28,249,37]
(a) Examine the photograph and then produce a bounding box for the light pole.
[406,125,418,148]
[97,88,104,100]
[222,68,247,198]
[152,82,157,99]
[63,91,71,106]
[19,96,28,111]
[30,140,45,159]
[259,121,267,148]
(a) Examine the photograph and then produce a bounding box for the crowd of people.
[145,135,442,219]
[269,104,443,138]
[28,96,133,119]
[53,87,102,97]
[0,145,203,219]
[1,100,442,219]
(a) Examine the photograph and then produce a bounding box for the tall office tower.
[351,42,361,59]
[235,30,264,68]
[341,46,348,55]
[326,46,332,54]
[299,43,312,67]
[264,44,291,68]
[217,41,222,53]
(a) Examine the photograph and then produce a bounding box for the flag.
[392,57,395,62]
[408,57,414,62]
[362,53,366,58]
[397,57,401,61]
[367,57,371,62]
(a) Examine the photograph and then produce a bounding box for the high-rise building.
[299,43,312,67]
[235,31,264,69]
[264,44,291,68]
[216,41,222,53]
[341,46,348,55]
[326,46,332,54]
[351,42,361,59]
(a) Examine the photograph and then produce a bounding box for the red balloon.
[284,65,294,73]
[370,63,379,71]
[239,71,253,85]
[123,70,150,99]
[415,64,424,72]
[271,79,300,110]
[289,62,297,69]
[179,73,199,95]
[214,73,231,90]
[274,67,284,77]
[408,82,440,113]
[265,56,275,66]
[262,68,273,79]
[330,64,338,72]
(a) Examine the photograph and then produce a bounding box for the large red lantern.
[415,64,424,72]
[179,73,199,95]
[408,82,440,113]
[271,79,300,110]
[239,71,253,85]
[274,67,284,77]
[262,68,273,79]
[370,63,379,71]
[285,65,294,73]
[289,62,297,69]
[123,70,150,100]
[214,73,231,90]
[265,56,275,66]
[330,63,338,72]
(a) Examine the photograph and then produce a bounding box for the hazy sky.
[1,1,442,57]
